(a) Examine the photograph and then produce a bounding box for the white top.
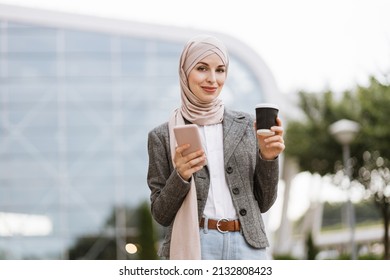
[198,124,238,220]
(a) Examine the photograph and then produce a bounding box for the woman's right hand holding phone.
[174,144,207,181]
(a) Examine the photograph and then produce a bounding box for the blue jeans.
[199,218,269,260]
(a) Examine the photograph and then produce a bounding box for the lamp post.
[329,119,360,260]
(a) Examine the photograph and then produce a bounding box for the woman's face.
[188,53,226,103]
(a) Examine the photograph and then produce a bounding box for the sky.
[1,0,388,222]
[1,0,390,95]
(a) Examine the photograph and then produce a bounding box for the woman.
[147,35,284,260]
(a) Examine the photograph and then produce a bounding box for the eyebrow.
[197,62,226,68]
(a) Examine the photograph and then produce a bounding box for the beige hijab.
[168,35,229,259]
[179,34,229,125]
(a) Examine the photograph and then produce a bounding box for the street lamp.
[329,119,360,260]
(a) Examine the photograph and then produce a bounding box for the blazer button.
[226,166,233,174]
[232,188,240,195]
[239,209,247,216]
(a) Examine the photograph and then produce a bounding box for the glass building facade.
[0,4,281,259]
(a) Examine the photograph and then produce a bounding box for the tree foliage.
[285,90,360,176]
[68,202,159,260]
[306,232,319,260]
[284,76,390,259]
[137,201,158,260]
[356,78,390,159]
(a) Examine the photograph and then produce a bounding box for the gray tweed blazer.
[147,109,279,258]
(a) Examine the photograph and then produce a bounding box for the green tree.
[285,90,360,176]
[285,77,390,259]
[68,236,117,260]
[358,151,390,259]
[68,206,138,260]
[137,201,158,260]
[68,202,159,260]
[306,232,319,260]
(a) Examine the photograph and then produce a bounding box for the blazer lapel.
[222,110,249,163]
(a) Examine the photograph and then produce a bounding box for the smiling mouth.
[202,87,218,93]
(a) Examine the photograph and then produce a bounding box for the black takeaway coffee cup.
[255,103,279,136]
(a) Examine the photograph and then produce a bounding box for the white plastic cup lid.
[255,103,279,110]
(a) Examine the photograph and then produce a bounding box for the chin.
[201,96,218,103]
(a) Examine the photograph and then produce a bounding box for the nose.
[206,70,217,84]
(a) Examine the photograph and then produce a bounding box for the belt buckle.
[216,218,229,233]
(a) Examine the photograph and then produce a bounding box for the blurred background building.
[0,4,287,259]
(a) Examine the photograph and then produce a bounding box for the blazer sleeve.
[147,124,191,226]
[253,154,279,213]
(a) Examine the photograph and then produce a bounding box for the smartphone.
[173,124,203,156]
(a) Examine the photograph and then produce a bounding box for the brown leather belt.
[199,217,240,233]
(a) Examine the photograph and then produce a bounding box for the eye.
[196,65,207,71]
[216,68,225,73]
